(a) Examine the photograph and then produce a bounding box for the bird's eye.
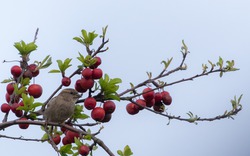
[70,91,74,95]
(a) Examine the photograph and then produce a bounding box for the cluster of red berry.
[51,126,90,156]
[1,64,43,129]
[126,87,172,115]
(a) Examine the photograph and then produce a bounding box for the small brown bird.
[43,88,81,123]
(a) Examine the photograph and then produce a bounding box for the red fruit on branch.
[90,56,102,69]
[15,110,23,117]
[146,98,155,107]
[126,103,139,115]
[11,65,22,77]
[11,102,20,113]
[153,102,165,112]
[1,103,11,113]
[161,91,172,105]
[102,113,112,123]
[142,87,155,101]
[52,134,61,145]
[28,64,39,77]
[62,136,71,145]
[23,70,33,79]
[18,117,29,129]
[84,97,97,110]
[62,77,71,86]
[6,83,15,95]
[66,130,80,143]
[154,92,163,103]
[80,78,94,90]
[75,79,87,93]
[28,84,43,98]
[81,68,93,79]
[135,99,146,110]
[91,107,105,121]
[92,68,103,79]
[78,145,90,156]
[5,93,10,103]
[103,101,116,114]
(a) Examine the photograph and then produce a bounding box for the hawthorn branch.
[0,134,47,142]
[129,99,242,123]
[0,120,115,156]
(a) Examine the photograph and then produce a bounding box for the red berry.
[5,93,10,103]
[11,102,20,113]
[154,92,163,103]
[153,102,165,112]
[90,57,102,69]
[15,110,23,117]
[62,136,71,145]
[103,101,116,114]
[6,83,15,95]
[1,103,11,113]
[146,98,155,107]
[142,87,155,101]
[23,70,33,79]
[92,68,103,79]
[161,91,172,105]
[52,134,61,145]
[135,99,146,110]
[11,65,22,77]
[78,145,90,156]
[62,77,71,86]
[91,107,105,121]
[81,68,92,79]
[102,113,112,123]
[75,79,87,93]
[19,101,24,106]
[84,97,96,110]
[126,103,139,115]
[66,130,80,143]
[28,64,39,77]
[80,78,94,90]
[28,84,43,98]
[18,117,29,129]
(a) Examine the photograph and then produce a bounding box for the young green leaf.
[14,40,37,55]
[39,55,52,69]
[124,145,133,156]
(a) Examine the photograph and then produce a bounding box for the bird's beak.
[76,93,82,99]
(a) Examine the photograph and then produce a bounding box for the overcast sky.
[0,1,249,156]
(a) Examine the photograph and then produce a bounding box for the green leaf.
[81,29,88,41]
[20,77,30,86]
[72,152,79,156]
[73,37,84,44]
[73,105,89,120]
[219,71,223,77]
[109,78,122,85]
[117,150,124,156]
[161,57,173,70]
[124,145,133,156]
[48,69,61,73]
[60,144,73,154]
[77,52,85,63]
[30,102,43,110]
[181,40,188,54]
[74,138,82,147]
[41,133,49,142]
[99,74,122,101]
[83,134,92,140]
[40,55,52,69]
[14,40,37,55]
[1,78,13,83]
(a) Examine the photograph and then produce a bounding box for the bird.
[43,88,81,123]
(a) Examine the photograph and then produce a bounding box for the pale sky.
[0,1,249,156]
